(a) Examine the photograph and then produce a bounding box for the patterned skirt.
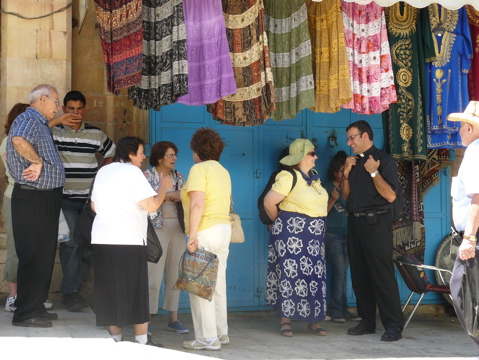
[266,211,327,323]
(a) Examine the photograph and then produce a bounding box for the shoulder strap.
[285,168,298,193]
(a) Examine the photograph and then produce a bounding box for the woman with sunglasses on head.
[144,141,189,335]
[264,139,329,337]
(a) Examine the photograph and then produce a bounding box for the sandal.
[308,323,327,336]
[280,322,293,337]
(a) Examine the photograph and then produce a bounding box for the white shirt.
[91,162,157,245]
[451,138,479,231]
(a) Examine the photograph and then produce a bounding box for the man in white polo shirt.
[52,90,116,312]
[448,101,479,354]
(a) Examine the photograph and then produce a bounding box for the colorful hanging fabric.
[467,6,479,101]
[263,0,315,121]
[306,0,351,113]
[207,0,276,126]
[393,160,425,263]
[341,1,397,115]
[94,0,143,95]
[426,5,472,149]
[128,0,188,111]
[176,0,236,106]
[382,4,435,161]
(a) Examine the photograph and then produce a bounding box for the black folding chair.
[393,255,452,329]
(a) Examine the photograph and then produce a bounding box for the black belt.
[14,183,61,192]
[353,209,388,217]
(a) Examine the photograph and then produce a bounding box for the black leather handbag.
[147,218,162,263]
[72,199,95,249]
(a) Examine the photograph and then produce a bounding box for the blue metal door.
[150,104,452,311]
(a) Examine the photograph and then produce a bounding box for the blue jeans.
[325,232,349,318]
[59,198,92,294]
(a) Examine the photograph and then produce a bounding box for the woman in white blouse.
[91,136,171,346]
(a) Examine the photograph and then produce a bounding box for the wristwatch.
[371,170,378,178]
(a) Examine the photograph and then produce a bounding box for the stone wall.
[0,0,149,301]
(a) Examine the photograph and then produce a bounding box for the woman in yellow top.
[264,139,329,337]
[180,128,232,351]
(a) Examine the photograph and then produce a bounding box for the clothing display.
[128,0,189,110]
[207,0,275,126]
[177,0,236,106]
[94,0,143,95]
[264,0,315,121]
[306,0,352,113]
[467,6,479,101]
[341,1,397,115]
[383,4,435,161]
[427,5,472,149]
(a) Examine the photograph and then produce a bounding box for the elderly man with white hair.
[448,101,479,352]
[6,84,75,328]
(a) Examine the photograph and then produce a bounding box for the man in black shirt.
[340,120,404,342]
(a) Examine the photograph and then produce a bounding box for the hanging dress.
[176,0,236,105]
[382,4,435,161]
[306,0,351,113]
[128,0,188,111]
[467,6,479,101]
[427,5,472,149]
[207,0,275,126]
[263,0,315,121]
[94,0,143,95]
[341,1,396,115]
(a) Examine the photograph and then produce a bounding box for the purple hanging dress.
[177,0,237,105]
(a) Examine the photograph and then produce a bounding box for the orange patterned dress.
[306,0,352,113]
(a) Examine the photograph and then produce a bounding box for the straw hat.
[447,101,479,126]
[280,139,315,166]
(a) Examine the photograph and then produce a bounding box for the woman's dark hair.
[113,136,145,163]
[6,103,29,135]
[327,150,347,181]
[190,128,225,161]
[149,141,178,167]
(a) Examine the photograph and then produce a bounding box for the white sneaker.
[219,335,229,345]
[5,296,16,312]
[43,300,54,310]
[323,315,331,322]
[183,338,221,351]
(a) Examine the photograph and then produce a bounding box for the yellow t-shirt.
[272,169,328,217]
[180,160,231,234]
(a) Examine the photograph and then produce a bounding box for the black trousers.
[11,186,62,322]
[450,247,479,349]
[347,211,404,330]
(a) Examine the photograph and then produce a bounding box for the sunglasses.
[308,151,317,157]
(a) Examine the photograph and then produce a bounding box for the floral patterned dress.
[267,210,327,323]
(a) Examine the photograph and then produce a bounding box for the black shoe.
[134,335,163,347]
[347,322,375,335]
[62,291,88,312]
[381,327,402,342]
[38,311,58,321]
[12,317,52,328]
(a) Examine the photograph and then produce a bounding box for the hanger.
[433,24,446,37]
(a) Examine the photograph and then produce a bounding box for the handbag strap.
[178,250,216,281]
[174,170,179,191]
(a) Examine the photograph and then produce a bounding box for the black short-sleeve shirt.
[346,145,398,213]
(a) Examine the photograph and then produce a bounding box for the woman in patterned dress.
[264,138,328,337]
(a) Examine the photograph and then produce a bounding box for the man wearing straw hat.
[448,101,479,351]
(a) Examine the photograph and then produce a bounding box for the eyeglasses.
[308,151,317,157]
[47,96,60,106]
[165,154,178,159]
[346,133,362,142]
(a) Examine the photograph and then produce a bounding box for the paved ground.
[0,301,477,360]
